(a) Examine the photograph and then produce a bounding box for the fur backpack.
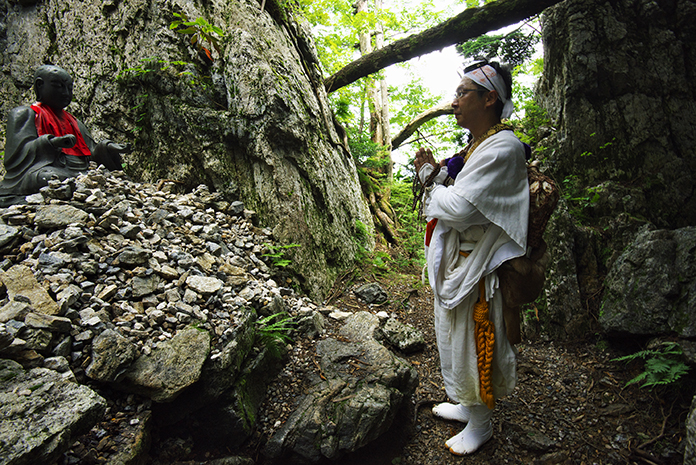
[498,161,559,343]
[526,161,559,249]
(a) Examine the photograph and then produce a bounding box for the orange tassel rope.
[458,251,496,409]
[473,279,495,409]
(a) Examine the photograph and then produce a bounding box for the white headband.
[462,64,514,119]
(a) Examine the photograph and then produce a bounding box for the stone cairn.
[0,163,422,465]
[0,164,294,367]
[0,163,303,463]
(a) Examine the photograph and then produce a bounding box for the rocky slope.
[0,165,419,465]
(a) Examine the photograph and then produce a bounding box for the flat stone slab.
[0,359,107,465]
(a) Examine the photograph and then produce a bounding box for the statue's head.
[34,65,73,111]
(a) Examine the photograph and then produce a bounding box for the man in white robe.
[414,60,529,456]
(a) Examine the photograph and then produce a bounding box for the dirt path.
[310,273,693,465]
[163,266,693,465]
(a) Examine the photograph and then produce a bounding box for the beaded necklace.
[462,122,513,163]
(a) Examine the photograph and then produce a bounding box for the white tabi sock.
[432,402,470,423]
[445,403,493,456]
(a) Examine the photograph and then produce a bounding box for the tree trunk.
[325,0,565,94]
[356,0,383,146]
[374,0,393,182]
[354,0,397,243]
[368,189,397,243]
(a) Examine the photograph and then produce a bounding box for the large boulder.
[85,328,139,382]
[264,312,418,463]
[0,359,107,465]
[0,0,373,301]
[151,307,275,449]
[122,327,211,402]
[599,227,696,337]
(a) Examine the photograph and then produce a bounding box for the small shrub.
[170,13,224,62]
[263,243,301,268]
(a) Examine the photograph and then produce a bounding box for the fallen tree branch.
[391,102,454,150]
[324,0,565,94]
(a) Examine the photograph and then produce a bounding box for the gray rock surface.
[538,0,696,340]
[265,312,418,463]
[354,282,388,304]
[123,327,211,402]
[0,0,374,301]
[0,359,106,465]
[86,328,138,382]
[381,317,425,354]
[600,227,696,337]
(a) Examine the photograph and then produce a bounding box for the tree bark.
[324,0,564,94]
[391,101,454,150]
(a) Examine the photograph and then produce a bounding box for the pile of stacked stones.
[0,164,428,465]
[0,163,315,383]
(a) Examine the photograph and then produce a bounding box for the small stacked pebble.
[0,162,308,383]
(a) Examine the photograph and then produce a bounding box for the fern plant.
[255,313,295,359]
[262,243,301,268]
[613,342,690,389]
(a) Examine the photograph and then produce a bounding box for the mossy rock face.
[0,0,373,301]
[600,227,696,338]
[535,0,696,339]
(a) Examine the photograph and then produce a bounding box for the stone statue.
[0,64,130,206]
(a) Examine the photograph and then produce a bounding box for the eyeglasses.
[453,88,482,100]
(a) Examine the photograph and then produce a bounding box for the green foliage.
[456,29,539,68]
[388,78,440,128]
[612,342,691,389]
[560,175,604,222]
[353,220,370,259]
[595,339,609,352]
[512,60,551,147]
[130,93,149,135]
[348,126,389,168]
[300,0,446,136]
[170,12,225,61]
[263,243,301,268]
[116,57,207,87]
[254,313,295,359]
[390,179,424,267]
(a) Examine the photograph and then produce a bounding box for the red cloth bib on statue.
[31,102,91,157]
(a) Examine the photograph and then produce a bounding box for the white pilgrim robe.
[420,130,529,406]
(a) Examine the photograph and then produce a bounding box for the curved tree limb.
[324,0,564,94]
[391,101,454,150]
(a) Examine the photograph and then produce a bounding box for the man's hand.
[50,134,77,149]
[414,147,437,173]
